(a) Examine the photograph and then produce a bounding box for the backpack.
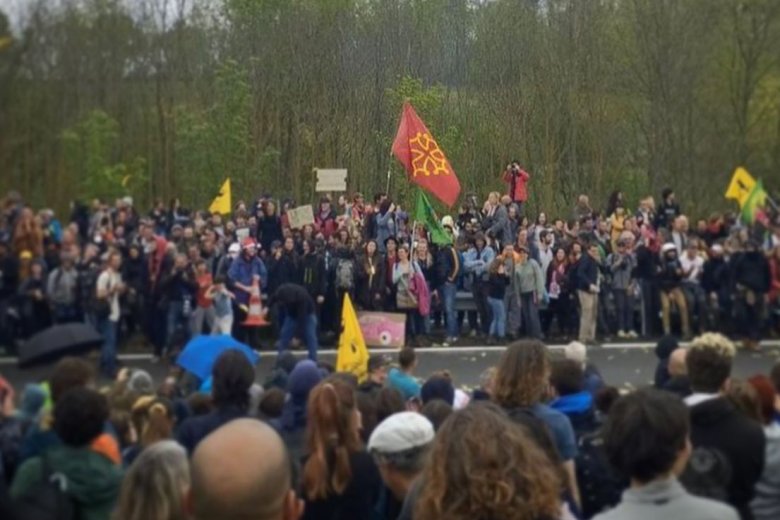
[335,259,355,290]
[679,445,732,503]
[575,431,625,518]
[504,407,561,465]
[12,454,77,520]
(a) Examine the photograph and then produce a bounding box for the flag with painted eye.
[209,178,231,215]
[336,293,369,383]
[392,102,461,207]
[725,167,756,208]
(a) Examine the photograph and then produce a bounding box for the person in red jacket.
[502,160,530,215]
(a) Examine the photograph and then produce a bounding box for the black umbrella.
[18,323,103,368]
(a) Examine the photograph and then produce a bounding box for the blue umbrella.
[177,335,259,381]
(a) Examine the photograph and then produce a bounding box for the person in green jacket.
[11,387,123,520]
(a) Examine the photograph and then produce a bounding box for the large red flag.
[392,102,461,207]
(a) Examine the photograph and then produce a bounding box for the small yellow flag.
[725,167,757,208]
[209,179,231,215]
[336,293,369,383]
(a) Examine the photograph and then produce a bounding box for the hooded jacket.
[11,446,123,520]
[688,397,765,519]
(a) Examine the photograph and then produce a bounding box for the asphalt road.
[2,342,779,393]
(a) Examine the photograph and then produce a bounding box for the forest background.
[1,0,779,218]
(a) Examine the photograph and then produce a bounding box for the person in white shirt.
[95,251,124,378]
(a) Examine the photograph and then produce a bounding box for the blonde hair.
[114,440,189,520]
[131,397,175,448]
[689,333,736,359]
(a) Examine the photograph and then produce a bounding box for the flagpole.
[385,167,392,195]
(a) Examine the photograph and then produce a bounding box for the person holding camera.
[502,160,530,215]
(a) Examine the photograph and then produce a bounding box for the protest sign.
[287,204,315,229]
[315,168,347,192]
[358,312,406,348]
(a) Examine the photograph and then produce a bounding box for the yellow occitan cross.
[410,132,449,177]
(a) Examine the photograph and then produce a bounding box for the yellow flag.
[725,167,756,208]
[209,178,231,215]
[336,293,369,382]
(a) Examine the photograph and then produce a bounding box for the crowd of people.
[1,175,779,375]
[0,332,779,520]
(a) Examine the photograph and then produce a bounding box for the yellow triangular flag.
[336,293,369,382]
[725,167,756,208]
[209,178,231,215]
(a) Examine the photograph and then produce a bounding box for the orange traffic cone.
[242,277,270,327]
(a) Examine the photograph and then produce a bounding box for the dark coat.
[356,253,385,310]
[176,406,247,455]
[268,283,316,319]
[301,451,382,520]
[688,397,765,519]
[301,252,327,300]
[732,251,771,294]
[574,254,599,291]
[258,214,283,252]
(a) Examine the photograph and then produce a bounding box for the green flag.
[741,179,767,224]
[414,189,452,245]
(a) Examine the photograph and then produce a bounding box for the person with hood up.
[271,359,323,467]
[11,388,123,520]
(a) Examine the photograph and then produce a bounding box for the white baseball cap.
[368,412,434,455]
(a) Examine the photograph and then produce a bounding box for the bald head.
[190,419,295,520]
[668,348,688,378]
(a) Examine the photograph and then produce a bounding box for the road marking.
[2,340,778,366]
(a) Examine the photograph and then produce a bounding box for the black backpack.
[575,431,626,518]
[13,455,76,520]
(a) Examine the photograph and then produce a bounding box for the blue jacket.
[375,211,396,253]
[388,368,421,401]
[228,254,269,304]
[551,391,598,438]
[463,245,496,280]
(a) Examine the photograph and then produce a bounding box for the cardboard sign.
[315,168,348,192]
[287,205,315,229]
[235,227,250,241]
[358,312,406,348]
